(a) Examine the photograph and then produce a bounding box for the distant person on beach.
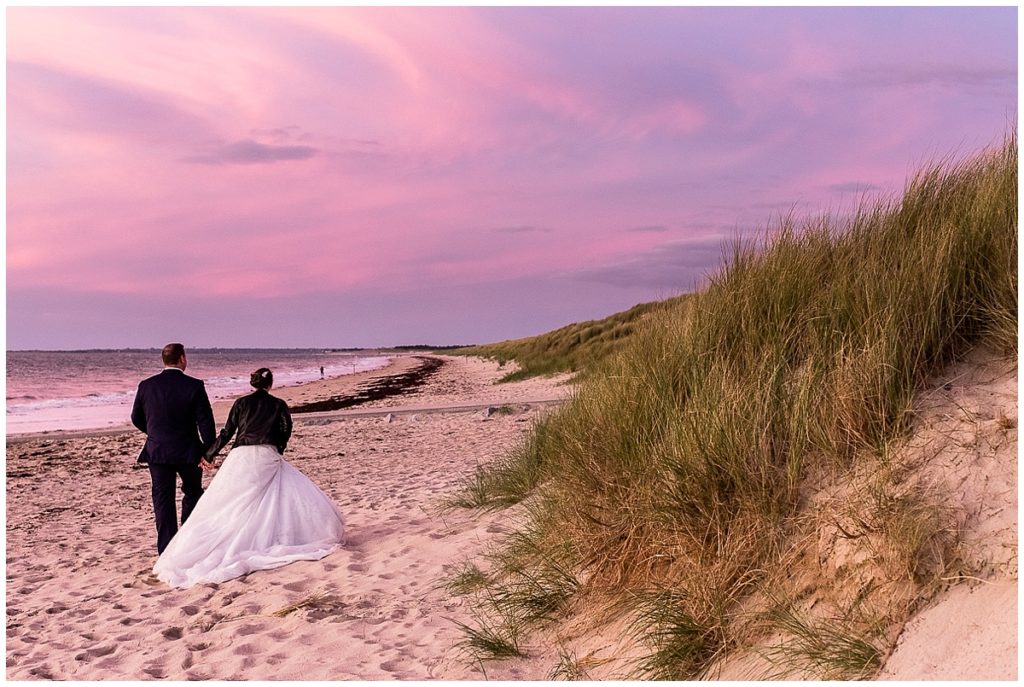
[320,365,325,378]
[152,367,345,588]
[131,343,216,554]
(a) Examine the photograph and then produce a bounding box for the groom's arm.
[204,399,239,462]
[194,382,216,449]
[131,384,147,433]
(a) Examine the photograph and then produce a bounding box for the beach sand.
[5,355,572,680]
[6,351,1016,680]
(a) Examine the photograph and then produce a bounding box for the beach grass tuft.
[443,561,492,596]
[452,591,527,662]
[630,587,724,680]
[548,646,593,680]
[763,605,882,680]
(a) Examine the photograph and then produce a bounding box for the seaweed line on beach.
[290,356,447,413]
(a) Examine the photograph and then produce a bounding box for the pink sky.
[6,6,1016,349]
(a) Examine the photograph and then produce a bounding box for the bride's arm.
[203,398,240,465]
[276,401,293,454]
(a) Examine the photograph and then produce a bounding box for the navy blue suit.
[131,368,216,553]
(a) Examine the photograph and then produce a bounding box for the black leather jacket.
[205,389,292,459]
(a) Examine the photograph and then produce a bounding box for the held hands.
[200,458,217,472]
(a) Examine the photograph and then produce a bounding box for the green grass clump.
[454,298,688,381]
[630,588,723,680]
[453,605,526,661]
[444,562,492,596]
[764,606,882,680]
[453,135,1016,678]
[548,646,593,680]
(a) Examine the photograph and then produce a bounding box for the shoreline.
[6,355,429,444]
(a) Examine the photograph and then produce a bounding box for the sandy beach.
[5,352,1016,680]
[5,355,573,680]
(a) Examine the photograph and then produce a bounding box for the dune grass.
[453,297,688,381]
[451,136,1016,678]
[762,604,883,680]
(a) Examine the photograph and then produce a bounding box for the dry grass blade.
[271,591,330,618]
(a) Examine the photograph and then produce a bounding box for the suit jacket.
[131,369,216,465]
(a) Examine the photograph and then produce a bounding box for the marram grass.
[454,297,688,381]
[454,136,1016,678]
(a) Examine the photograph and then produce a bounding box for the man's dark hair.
[162,343,186,366]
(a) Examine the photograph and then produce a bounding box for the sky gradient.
[7,6,1017,349]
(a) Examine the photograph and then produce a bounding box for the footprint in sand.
[28,665,55,679]
[181,605,200,616]
[282,580,310,592]
[143,665,166,679]
[379,658,405,673]
[237,623,266,637]
[234,642,259,656]
[161,626,183,641]
[220,591,242,607]
[88,645,116,658]
[95,656,121,671]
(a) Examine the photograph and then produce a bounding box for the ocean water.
[5,349,391,435]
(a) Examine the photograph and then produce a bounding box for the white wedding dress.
[153,445,345,588]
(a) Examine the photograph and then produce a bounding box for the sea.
[5,349,392,436]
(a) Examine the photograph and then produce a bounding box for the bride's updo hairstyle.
[250,367,273,390]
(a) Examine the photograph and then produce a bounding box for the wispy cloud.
[828,181,883,193]
[492,225,552,234]
[574,236,729,289]
[623,225,670,233]
[838,64,1015,91]
[8,60,214,145]
[184,139,319,165]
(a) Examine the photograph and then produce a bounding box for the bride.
[153,367,345,588]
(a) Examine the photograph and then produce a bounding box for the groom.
[131,343,216,554]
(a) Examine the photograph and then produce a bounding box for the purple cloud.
[574,236,730,290]
[8,60,214,145]
[838,64,1016,92]
[828,181,884,193]
[624,225,670,234]
[184,139,319,165]
[492,225,552,234]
